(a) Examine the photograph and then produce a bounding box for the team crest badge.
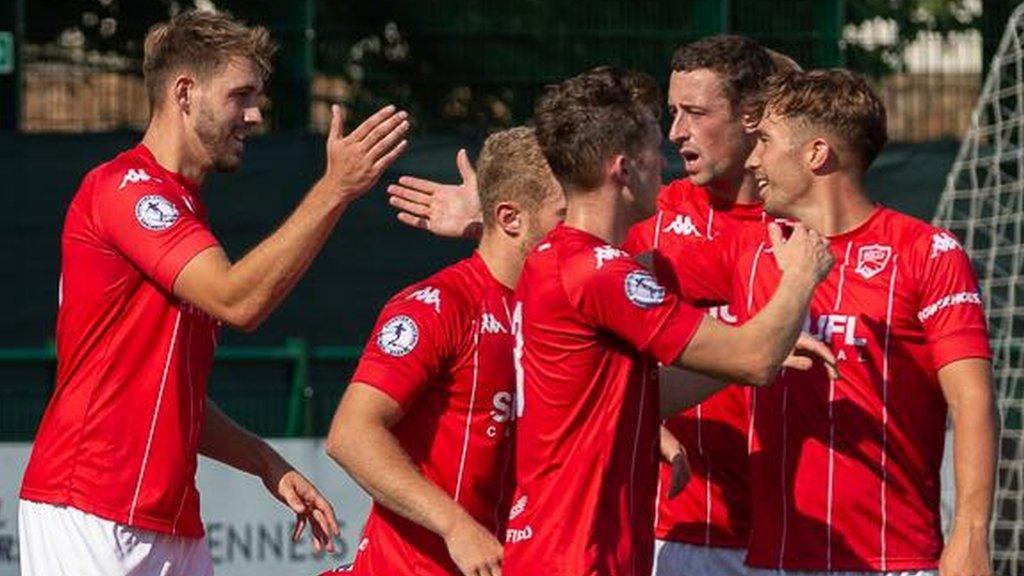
[855,244,892,279]
[377,315,419,357]
[624,270,666,308]
[134,195,179,231]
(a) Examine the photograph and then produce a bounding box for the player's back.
[505,224,703,576]
[346,252,516,576]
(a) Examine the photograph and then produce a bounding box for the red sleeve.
[658,234,733,307]
[563,246,704,365]
[914,230,992,369]
[95,183,219,291]
[351,286,463,409]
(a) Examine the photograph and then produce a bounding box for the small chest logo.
[481,313,507,334]
[854,244,892,279]
[594,245,629,269]
[662,214,703,238]
[134,195,179,231]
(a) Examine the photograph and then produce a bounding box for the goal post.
[933,4,1024,574]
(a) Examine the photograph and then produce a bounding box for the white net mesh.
[933,5,1024,574]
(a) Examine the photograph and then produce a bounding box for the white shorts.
[18,499,214,576]
[747,567,937,576]
[653,541,751,576]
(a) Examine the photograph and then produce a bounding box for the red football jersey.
[625,179,764,549]
[21,144,221,537]
[668,206,992,571]
[503,224,705,576]
[346,252,517,576]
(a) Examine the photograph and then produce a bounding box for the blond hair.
[476,127,557,225]
[143,10,276,109]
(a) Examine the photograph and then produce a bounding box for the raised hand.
[769,222,834,286]
[323,104,410,202]
[387,148,483,239]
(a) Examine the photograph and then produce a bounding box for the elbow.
[219,304,266,333]
[736,352,779,387]
[325,418,359,469]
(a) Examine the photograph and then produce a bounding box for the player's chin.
[213,152,243,173]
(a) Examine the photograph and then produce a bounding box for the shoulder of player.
[877,208,964,263]
[558,238,643,294]
[389,263,478,322]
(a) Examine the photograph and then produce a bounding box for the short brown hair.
[748,69,888,170]
[476,127,556,226]
[671,35,775,114]
[533,67,658,191]
[143,10,276,109]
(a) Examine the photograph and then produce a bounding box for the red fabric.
[502,225,703,576]
[626,179,766,549]
[21,144,220,537]
[347,252,517,576]
[669,206,992,570]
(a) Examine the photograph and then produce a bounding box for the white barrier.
[0,439,372,576]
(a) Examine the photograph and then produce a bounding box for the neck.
[704,166,761,205]
[788,172,876,236]
[563,184,634,246]
[477,230,527,289]
[141,112,209,185]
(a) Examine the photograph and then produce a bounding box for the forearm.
[949,386,997,529]
[220,179,352,328]
[659,366,726,418]
[198,399,287,478]
[328,421,469,538]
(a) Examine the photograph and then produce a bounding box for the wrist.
[778,269,816,295]
[314,175,358,210]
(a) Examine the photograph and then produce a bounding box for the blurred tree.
[845,0,983,75]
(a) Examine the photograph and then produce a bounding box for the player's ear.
[806,137,832,172]
[172,75,195,114]
[609,154,630,187]
[495,201,523,236]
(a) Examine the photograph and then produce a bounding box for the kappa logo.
[481,313,507,334]
[119,168,161,190]
[594,245,629,269]
[134,195,179,231]
[662,214,703,238]
[855,244,892,279]
[931,232,962,258]
[377,315,419,357]
[407,286,442,312]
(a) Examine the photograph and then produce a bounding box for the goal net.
[933,4,1024,574]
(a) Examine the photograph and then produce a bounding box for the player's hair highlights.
[533,67,658,192]
[671,35,775,115]
[143,9,277,110]
[476,127,556,226]
[747,69,888,170]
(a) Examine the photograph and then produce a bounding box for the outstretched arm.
[673,223,835,386]
[386,148,483,239]
[174,105,410,331]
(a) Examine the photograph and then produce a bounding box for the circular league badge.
[376,315,419,357]
[134,195,180,231]
[624,269,666,309]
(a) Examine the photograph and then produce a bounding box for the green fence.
[0,340,363,441]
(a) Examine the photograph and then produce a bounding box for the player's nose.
[244,106,262,125]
